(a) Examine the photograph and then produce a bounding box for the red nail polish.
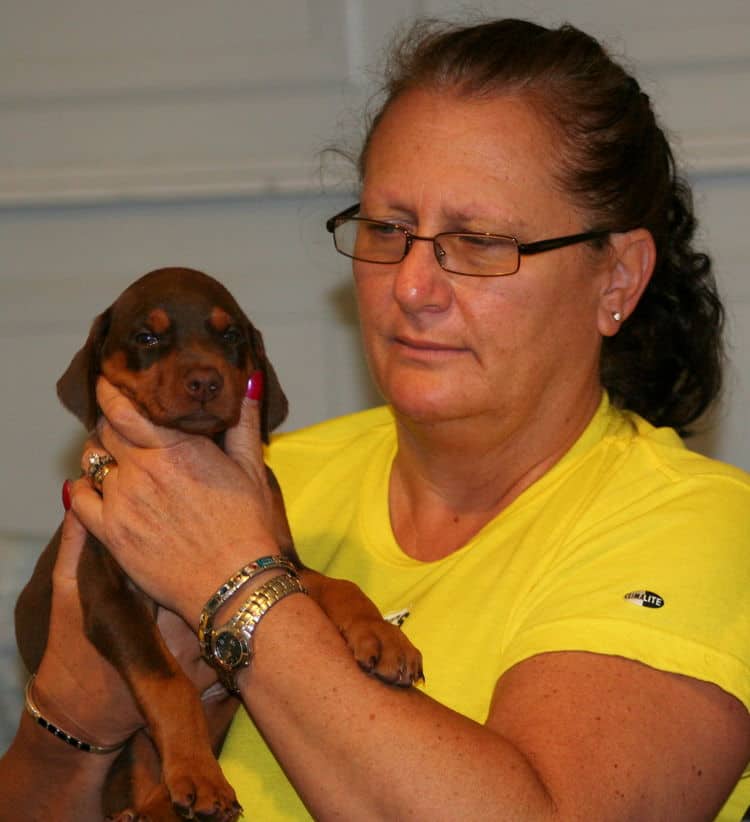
[62,480,72,511]
[246,370,264,401]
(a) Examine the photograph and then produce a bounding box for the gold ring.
[86,453,116,488]
[93,463,113,485]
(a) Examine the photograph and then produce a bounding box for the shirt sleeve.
[499,472,750,711]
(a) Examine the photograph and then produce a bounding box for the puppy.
[15,267,422,821]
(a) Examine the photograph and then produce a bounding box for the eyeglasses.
[326,203,614,278]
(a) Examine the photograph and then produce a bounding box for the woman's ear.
[597,228,656,337]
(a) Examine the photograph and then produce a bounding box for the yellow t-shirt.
[221,394,750,820]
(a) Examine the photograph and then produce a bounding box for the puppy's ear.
[248,324,288,443]
[56,309,111,430]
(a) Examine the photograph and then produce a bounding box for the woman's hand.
[33,511,145,747]
[37,499,230,747]
[69,377,280,628]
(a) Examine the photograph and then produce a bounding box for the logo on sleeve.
[624,590,664,609]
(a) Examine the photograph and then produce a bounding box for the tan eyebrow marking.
[147,308,171,334]
[209,307,232,332]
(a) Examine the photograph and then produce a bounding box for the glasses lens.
[439,234,519,276]
[335,219,406,263]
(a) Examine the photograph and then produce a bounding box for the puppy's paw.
[343,618,424,687]
[165,767,242,822]
[106,804,167,822]
[106,811,140,822]
[105,783,183,821]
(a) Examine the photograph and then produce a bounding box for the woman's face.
[355,88,612,430]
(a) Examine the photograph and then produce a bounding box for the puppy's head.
[57,267,288,442]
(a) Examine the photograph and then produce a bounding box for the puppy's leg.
[104,731,182,822]
[302,570,423,686]
[103,731,161,821]
[79,537,241,822]
[265,466,423,686]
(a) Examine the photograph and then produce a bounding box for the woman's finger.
[53,509,89,578]
[95,377,185,449]
[68,474,109,546]
[224,396,265,478]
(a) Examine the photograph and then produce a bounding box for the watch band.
[212,572,306,694]
[197,555,297,664]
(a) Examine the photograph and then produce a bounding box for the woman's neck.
[388,391,602,561]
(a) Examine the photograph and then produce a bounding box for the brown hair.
[356,18,724,434]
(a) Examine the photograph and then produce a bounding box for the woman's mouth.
[392,335,470,359]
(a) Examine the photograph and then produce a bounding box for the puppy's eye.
[134,331,160,347]
[222,326,243,345]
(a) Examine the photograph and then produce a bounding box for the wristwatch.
[198,555,297,664]
[212,572,306,694]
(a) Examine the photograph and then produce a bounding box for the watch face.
[214,631,245,669]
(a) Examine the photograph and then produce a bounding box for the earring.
[612,311,622,322]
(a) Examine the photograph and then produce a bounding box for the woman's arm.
[234,591,556,820]
[0,713,120,820]
[0,514,140,819]
[237,589,750,820]
[68,379,750,820]
[0,510,221,819]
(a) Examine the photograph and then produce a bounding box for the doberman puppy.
[15,267,422,821]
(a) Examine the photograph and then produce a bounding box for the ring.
[86,453,116,488]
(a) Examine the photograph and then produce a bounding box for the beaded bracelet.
[197,555,298,664]
[24,675,127,755]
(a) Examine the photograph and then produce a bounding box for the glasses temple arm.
[325,202,361,233]
[518,229,611,256]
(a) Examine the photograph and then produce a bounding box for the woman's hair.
[356,18,724,434]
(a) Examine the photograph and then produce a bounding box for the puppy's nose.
[184,367,223,402]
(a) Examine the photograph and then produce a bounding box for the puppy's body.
[16,268,422,821]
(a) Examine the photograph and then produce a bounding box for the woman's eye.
[365,221,402,237]
[459,235,503,249]
[379,222,402,234]
[134,331,160,347]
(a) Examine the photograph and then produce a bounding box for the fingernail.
[246,370,264,401]
[62,480,72,511]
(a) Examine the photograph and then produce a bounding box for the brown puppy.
[15,267,422,821]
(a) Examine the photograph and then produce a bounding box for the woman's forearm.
[237,593,554,821]
[0,712,114,820]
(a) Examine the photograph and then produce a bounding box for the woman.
[3,18,750,821]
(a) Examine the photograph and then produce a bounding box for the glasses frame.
[326,203,615,277]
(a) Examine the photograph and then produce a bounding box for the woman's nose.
[392,237,453,314]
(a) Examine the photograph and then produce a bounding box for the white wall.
[1,0,749,746]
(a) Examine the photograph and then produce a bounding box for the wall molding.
[1,132,747,209]
[682,133,750,177]
[0,160,332,208]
